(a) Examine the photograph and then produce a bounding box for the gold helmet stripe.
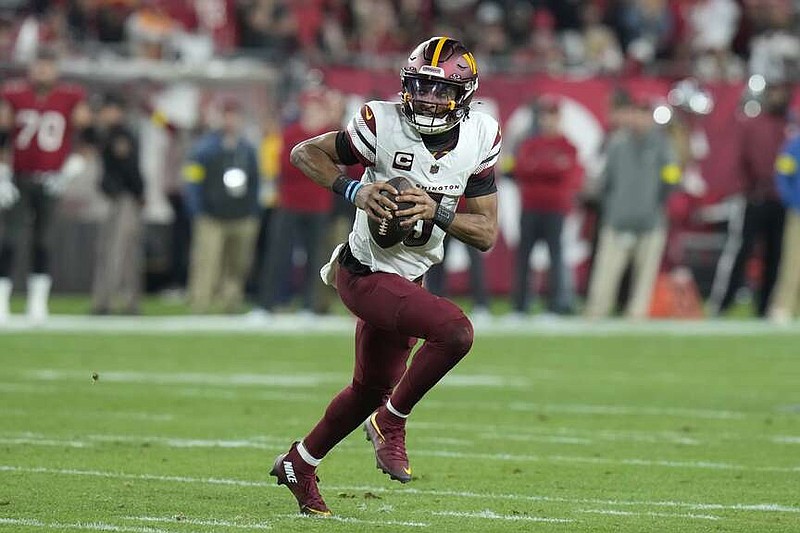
[430,37,450,67]
[462,53,477,74]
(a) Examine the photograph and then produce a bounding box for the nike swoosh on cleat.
[403,467,412,475]
[303,507,332,517]
[370,413,386,443]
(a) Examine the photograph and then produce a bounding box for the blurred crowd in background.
[0,0,799,79]
[1,0,800,323]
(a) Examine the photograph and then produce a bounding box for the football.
[367,176,416,248]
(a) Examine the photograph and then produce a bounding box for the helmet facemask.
[401,75,476,135]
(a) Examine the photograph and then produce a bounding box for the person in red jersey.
[0,48,92,322]
[269,37,501,516]
[511,95,582,316]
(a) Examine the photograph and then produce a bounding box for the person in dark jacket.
[184,99,260,313]
[709,82,791,317]
[91,94,145,315]
[512,96,582,315]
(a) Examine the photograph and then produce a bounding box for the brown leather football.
[367,176,416,248]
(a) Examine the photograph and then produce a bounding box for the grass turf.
[1,330,799,532]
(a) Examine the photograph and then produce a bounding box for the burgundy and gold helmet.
[401,37,479,135]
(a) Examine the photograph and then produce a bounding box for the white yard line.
[125,517,271,530]
[3,465,799,515]
[579,509,720,521]
[11,370,767,421]
[25,369,527,389]
[0,518,172,533]
[2,433,797,473]
[1,314,800,336]
[432,510,572,523]
[279,514,429,528]
[773,436,800,444]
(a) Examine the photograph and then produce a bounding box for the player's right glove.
[0,162,19,210]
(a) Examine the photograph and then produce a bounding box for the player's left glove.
[43,154,87,197]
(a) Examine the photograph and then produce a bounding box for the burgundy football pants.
[303,263,474,460]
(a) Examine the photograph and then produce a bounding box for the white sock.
[27,274,51,322]
[296,440,322,467]
[386,399,409,419]
[0,277,11,321]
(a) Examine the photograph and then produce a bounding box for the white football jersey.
[341,100,501,281]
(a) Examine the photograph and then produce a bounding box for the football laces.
[378,217,389,236]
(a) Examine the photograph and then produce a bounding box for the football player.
[0,48,92,322]
[270,37,501,515]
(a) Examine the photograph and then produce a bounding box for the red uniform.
[279,123,333,213]
[513,134,582,213]
[1,80,85,174]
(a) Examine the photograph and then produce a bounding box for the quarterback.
[270,37,501,515]
[0,48,91,322]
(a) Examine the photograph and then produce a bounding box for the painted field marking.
[2,433,798,474]
[773,436,800,444]
[432,510,572,523]
[125,516,271,530]
[25,369,527,389]
[13,370,769,421]
[278,514,429,528]
[579,509,720,521]
[2,314,800,337]
[0,517,172,533]
[3,465,799,515]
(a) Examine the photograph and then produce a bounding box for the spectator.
[579,1,624,74]
[237,0,297,56]
[184,99,260,313]
[585,98,680,319]
[125,0,180,60]
[255,90,335,315]
[512,96,582,316]
[748,1,800,81]
[91,94,144,315]
[769,133,800,323]
[689,0,742,80]
[709,81,791,317]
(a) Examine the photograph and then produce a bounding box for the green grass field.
[1,326,800,532]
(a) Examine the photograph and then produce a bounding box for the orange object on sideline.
[649,268,705,319]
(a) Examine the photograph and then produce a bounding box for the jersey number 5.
[15,109,66,152]
[403,192,444,247]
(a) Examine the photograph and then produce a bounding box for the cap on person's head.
[631,93,654,111]
[101,92,126,109]
[538,94,561,113]
[220,98,242,114]
[611,87,633,108]
[35,46,59,62]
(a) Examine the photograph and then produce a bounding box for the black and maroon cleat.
[269,442,332,516]
[364,407,412,483]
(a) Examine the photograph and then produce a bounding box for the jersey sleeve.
[472,125,501,179]
[344,104,377,167]
[464,123,501,198]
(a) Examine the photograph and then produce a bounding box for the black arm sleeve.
[464,169,498,198]
[335,130,360,166]
[0,127,8,148]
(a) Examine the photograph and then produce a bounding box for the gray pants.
[258,209,328,311]
[514,211,568,313]
[92,195,142,313]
